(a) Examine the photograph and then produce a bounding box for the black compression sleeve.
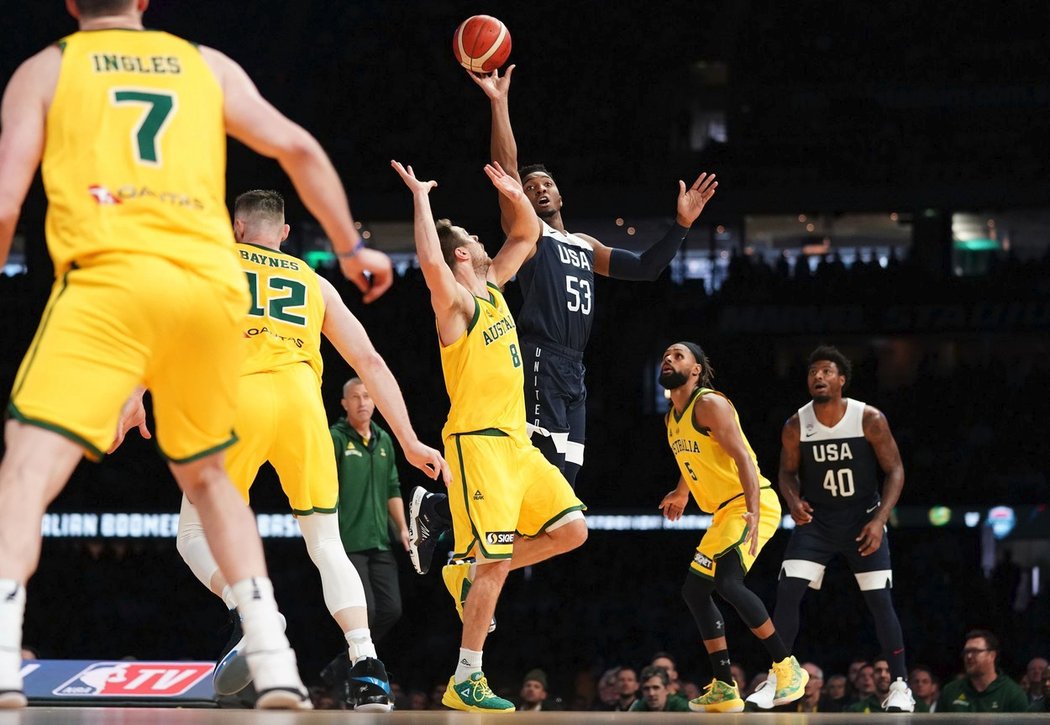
[606,223,689,281]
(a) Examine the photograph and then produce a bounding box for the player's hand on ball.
[676,171,718,227]
[391,160,437,195]
[467,64,515,100]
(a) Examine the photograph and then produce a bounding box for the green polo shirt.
[937,673,1028,713]
[330,418,401,553]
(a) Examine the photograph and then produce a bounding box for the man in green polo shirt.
[937,629,1028,713]
[332,377,410,642]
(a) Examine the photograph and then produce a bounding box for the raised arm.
[856,405,904,556]
[467,66,520,232]
[695,394,762,556]
[487,162,542,286]
[389,161,473,345]
[587,171,718,280]
[318,276,449,484]
[201,47,392,302]
[0,47,59,266]
[778,414,813,525]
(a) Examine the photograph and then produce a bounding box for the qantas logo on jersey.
[556,243,592,270]
[670,438,702,454]
[88,185,122,205]
[481,316,516,346]
[811,442,854,462]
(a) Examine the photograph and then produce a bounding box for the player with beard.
[771,345,914,712]
[657,342,807,713]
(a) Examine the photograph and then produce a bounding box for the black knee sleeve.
[714,555,772,630]
[682,573,725,641]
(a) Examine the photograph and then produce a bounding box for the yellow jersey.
[237,243,325,381]
[440,283,526,440]
[43,30,234,274]
[666,387,771,512]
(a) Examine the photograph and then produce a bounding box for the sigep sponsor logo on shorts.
[53,662,214,697]
[693,552,714,570]
[485,531,515,545]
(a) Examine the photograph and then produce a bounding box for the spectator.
[909,665,940,712]
[937,630,1028,713]
[730,663,747,691]
[1029,664,1050,714]
[848,658,927,713]
[854,663,876,701]
[615,667,640,711]
[1024,656,1048,705]
[823,674,850,712]
[517,668,561,711]
[590,667,621,711]
[629,665,690,712]
[331,377,409,642]
[793,662,824,712]
[650,652,681,694]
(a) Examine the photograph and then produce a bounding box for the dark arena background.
[1,0,1048,719]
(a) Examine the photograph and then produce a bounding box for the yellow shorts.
[8,252,247,461]
[447,430,585,560]
[690,486,782,579]
[225,364,336,514]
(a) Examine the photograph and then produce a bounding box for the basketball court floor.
[2,710,1048,723]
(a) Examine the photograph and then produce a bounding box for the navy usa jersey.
[798,398,880,511]
[515,221,595,353]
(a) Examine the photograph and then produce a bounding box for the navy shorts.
[521,340,586,449]
[781,501,893,590]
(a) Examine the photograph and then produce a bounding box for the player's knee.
[553,517,587,551]
[171,454,227,498]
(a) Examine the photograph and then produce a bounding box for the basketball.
[452,15,512,73]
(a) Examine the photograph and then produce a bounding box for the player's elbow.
[273,124,322,167]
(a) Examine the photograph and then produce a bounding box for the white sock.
[345,628,376,665]
[221,585,238,612]
[0,581,25,688]
[230,577,288,654]
[454,647,483,683]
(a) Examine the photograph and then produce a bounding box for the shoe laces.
[466,674,497,702]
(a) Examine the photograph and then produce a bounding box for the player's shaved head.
[235,190,285,226]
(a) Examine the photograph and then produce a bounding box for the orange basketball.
[452,15,512,73]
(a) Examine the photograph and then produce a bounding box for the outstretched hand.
[483,161,523,201]
[391,160,438,195]
[466,64,515,101]
[340,247,393,303]
[676,172,718,227]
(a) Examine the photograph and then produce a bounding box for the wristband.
[336,238,366,259]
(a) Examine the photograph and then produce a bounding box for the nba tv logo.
[53,662,214,697]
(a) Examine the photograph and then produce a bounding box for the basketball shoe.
[408,487,443,575]
[882,677,915,712]
[0,650,26,709]
[745,656,808,710]
[441,560,495,633]
[247,646,311,710]
[348,657,392,712]
[689,678,744,712]
[442,671,514,713]
[213,609,287,696]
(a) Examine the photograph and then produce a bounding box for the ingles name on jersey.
[91,54,182,75]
